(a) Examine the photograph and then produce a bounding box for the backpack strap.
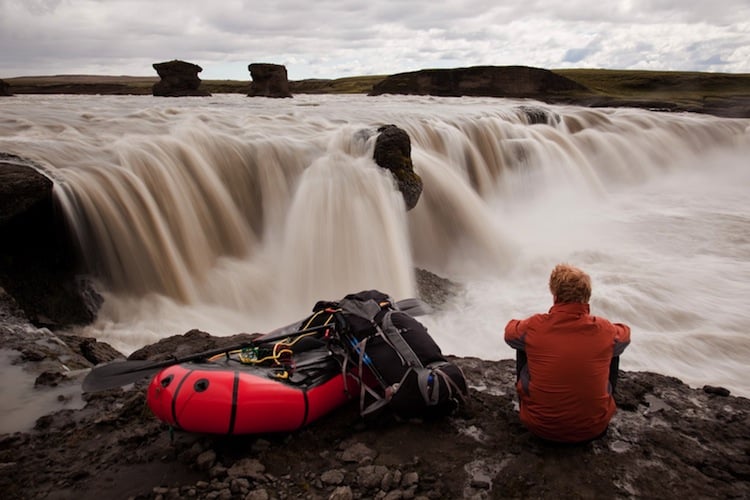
[329,306,395,416]
[378,311,423,369]
[355,335,395,416]
[427,362,468,405]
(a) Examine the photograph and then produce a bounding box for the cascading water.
[1,94,748,397]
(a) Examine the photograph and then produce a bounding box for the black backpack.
[301,290,468,420]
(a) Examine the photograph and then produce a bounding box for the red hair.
[549,264,591,304]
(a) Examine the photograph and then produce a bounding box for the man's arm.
[504,318,529,351]
[612,323,631,357]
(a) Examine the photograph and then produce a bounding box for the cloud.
[1,0,749,79]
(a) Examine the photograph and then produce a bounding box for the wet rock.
[703,385,731,397]
[380,470,395,491]
[0,154,102,327]
[340,442,377,464]
[245,488,270,500]
[517,105,561,125]
[57,334,123,365]
[209,464,228,479]
[34,370,64,387]
[196,450,217,471]
[251,438,271,452]
[230,477,250,493]
[401,471,419,488]
[373,124,423,210]
[152,59,211,97]
[0,302,110,406]
[128,329,259,361]
[321,469,346,485]
[0,154,52,224]
[356,464,389,489]
[248,63,292,98]
[415,268,462,308]
[227,458,266,481]
[329,485,353,500]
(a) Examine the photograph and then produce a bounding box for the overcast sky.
[2,0,749,80]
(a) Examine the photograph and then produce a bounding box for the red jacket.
[504,302,631,443]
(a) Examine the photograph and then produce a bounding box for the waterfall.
[279,151,415,309]
[1,94,748,398]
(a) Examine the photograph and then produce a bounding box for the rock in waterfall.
[373,124,423,210]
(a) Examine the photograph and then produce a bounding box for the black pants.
[515,351,621,393]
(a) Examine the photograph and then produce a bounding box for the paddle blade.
[82,359,165,393]
[395,297,433,316]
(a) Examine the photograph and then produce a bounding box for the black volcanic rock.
[373,124,423,210]
[0,154,52,225]
[0,153,102,327]
[0,79,12,96]
[248,63,292,98]
[152,59,211,97]
[370,65,590,98]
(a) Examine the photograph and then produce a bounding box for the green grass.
[290,75,387,94]
[201,80,248,93]
[553,68,750,101]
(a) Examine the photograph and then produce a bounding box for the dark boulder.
[0,79,11,96]
[248,63,292,98]
[370,65,589,99]
[0,154,52,226]
[415,267,462,307]
[129,328,259,362]
[0,153,102,327]
[152,59,211,97]
[373,124,423,210]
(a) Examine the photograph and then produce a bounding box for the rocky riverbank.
[0,289,748,500]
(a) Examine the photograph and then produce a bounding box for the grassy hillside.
[3,75,157,94]
[550,68,750,118]
[553,68,750,101]
[290,75,386,94]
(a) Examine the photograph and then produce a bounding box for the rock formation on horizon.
[248,63,292,98]
[369,65,589,98]
[0,79,12,96]
[152,59,211,97]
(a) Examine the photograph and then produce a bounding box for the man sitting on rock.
[504,263,631,443]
